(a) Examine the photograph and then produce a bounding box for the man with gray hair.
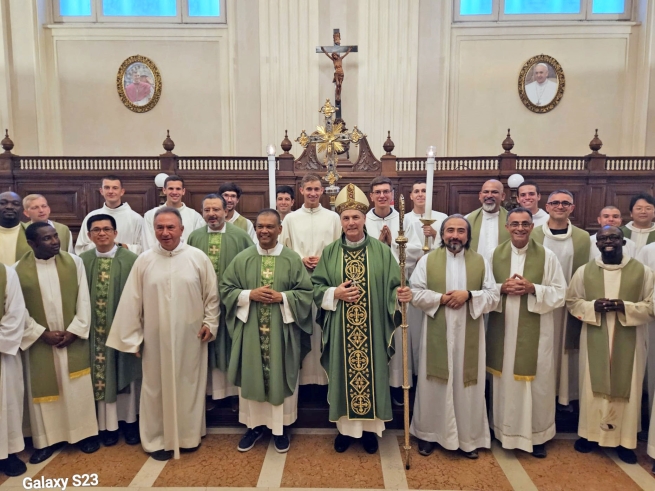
[525,63,557,106]
[107,207,219,461]
[532,190,590,409]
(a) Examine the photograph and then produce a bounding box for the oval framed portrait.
[116,55,162,113]
[518,54,565,114]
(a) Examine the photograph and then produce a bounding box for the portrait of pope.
[524,62,558,107]
[123,62,155,107]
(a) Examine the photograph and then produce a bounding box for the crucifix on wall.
[316,29,358,119]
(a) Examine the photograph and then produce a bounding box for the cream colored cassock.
[409,250,499,452]
[624,221,655,253]
[567,256,654,449]
[636,244,655,420]
[106,242,219,459]
[280,204,341,385]
[531,209,549,227]
[590,233,636,260]
[0,225,20,265]
[465,209,500,264]
[20,254,98,449]
[0,266,26,459]
[76,203,145,255]
[535,222,580,405]
[366,208,421,387]
[489,244,566,452]
[236,242,299,435]
[142,204,206,251]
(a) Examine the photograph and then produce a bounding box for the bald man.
[0,192,31,265]
[466,180,509,263]
[590,206,636,260]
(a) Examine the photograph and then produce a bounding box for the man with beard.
[466,180,510,263]
[409,214,498,459]
[567,226,654,464]
[22,195,74,254]
[0,192,31,265]
[219,182,257,242]
[621,193,655,254]
[488,208,566,458]
[590,206,636,259]
[517,181,548,227]
[187,194,253,406]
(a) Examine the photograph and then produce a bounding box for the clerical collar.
[627,221,655,233]
[511,242,529,254]
[346,236,366,247]
[372,208,394,219]
[256,242,282,256]
[302,204,322,214]
[483,210,499,218]
[445,248,464,258]
[411,209,427,217]
[207,224,226,234]
[95,245,118,258]
[155,241,186,257]
[104,202,125,210]
[549,226,569,235]
[595,254,630,271]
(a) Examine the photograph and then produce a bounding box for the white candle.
[267,144,276,209]
[425,146,436,220]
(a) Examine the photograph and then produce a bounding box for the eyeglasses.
[547,200,573,208]
[90,227,115,234]
[508,221,532,229]
[597,234,622,242]
[372,190,391,196]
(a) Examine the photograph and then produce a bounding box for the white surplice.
[466,209,500,264]
[638,243,655,416]
[280,204,341,385]
[589,234,636,260]
[536,222,581,405]
[0,266,26,458]
[235,242,299,435]
[489,244,566,452]
[106,242,219,459]
[76,203,145,255]
[0,225,20,266]
[228,211,257,242]
[567,256,654,449]
[20,254,98,449]
[624,221,655,253]
[409,250,499,452]
[532,209,549,227]
[141,203,206,251]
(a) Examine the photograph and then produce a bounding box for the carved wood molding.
[352,137,380,172]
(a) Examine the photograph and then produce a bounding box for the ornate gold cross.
[260,324,270,334]
[96,299,107,309]
[95,380,105,391]
[208,245,219,255]
[99,271,110,282]
[95,353,106,363]
[262,268,273,279]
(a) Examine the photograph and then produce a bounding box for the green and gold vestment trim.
[92,258,111,401]
[208,233,222,276]
[258,256,275,394]
[342,247,376,420]
[0,265,6,379]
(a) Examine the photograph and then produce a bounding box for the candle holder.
[419,218,436,253]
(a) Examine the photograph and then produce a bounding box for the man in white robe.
[636,242,655,429]
[142,175,205,250]
[532,190,591,407]
[17,223,98,464]
[466,180,509,263]
[590,206,636,259]
[621,193,655,253]
[567,225,654,464]
[219,182,257,242]
[107,207,218,461]
[410,214,499,459]
[22,195,74,254]
[488,208,566,458]
[517,180,548,227]
[280,174,341,386]
[525,63,558,106]
[0,264,27,477]
[76,175,145,254]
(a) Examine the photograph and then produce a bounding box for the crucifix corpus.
[317,29,357,119]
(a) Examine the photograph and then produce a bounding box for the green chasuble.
[312,234,401,422]
[620,225,655,246]
[468,207,510,253]
[80,247,141,403]
[220,245,313,406]
[16,251,89,403]
[188,223,253,372]
[532,222,590,350]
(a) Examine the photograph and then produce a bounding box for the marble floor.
[1,429,654,491]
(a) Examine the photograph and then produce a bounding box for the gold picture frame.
[518,54,565,114]
[116,55,162,113]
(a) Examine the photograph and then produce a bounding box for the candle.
[267,144,276,208]
[425,146,436,220]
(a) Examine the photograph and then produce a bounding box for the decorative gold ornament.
[116,55,162,113]
[335,183,369,215]
[518,54,565,114]
[319,99,337,119]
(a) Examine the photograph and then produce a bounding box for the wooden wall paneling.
[585,178,608,232]
[449,183,483,216]
[15,179,85,221]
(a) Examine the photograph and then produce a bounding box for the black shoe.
[123,422,140,445]
[237,427,265,452]
[418,439,435,457]
[532,444,547,458]
[617,446,637,464]
[390,387,404,407]
[460,449,478,459]
[0,454,27,477]
[77,436,100,454]
[150,449,173,461]
[230,396,239,413]
[361,431,378,454]
[574,438,598,454]
[334,433,352,453]
[180,444,200,453]
[99,430,119,447]
[274,434,290,453]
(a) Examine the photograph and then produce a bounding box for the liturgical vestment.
[141,204,206,251]
[228,211,257,242]
[280,204,341,385]
[221,242,313,435]
[76,203,145,255]
[187,223,253,400]
[106,242,219,459]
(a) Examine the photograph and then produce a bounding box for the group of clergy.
[2,173,655,477]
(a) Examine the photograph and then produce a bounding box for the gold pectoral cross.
[96,299,107,309]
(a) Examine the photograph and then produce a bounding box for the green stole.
[80,247,141,403]
[532,222,590,350]
[426,247,486,387]
[0,266,5,378]
[468,207,510,253]
[583,258,644,401]
[21,221,70,252]
[233,214,249,233]
[16,251,90,403]
[15,226,31,261]
[621,225,655,246]
[487,239,545,381]
[259,256,275,394]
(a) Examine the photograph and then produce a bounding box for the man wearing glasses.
[532,190,590,410]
